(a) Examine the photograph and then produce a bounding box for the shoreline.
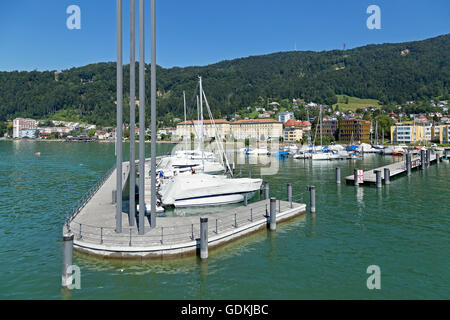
[0,138,179,144]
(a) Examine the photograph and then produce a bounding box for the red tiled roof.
[232,118,281,124]
[283,120,312,127]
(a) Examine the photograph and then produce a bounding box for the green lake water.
[0,140,448,299]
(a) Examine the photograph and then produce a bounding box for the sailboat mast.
[199,76,205,169]
[320,105,323,146]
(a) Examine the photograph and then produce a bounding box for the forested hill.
[1,34,449,126]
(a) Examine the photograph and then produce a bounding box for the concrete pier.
[68,164,306,258]
[345,152,440,185]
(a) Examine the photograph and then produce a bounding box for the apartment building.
[13,118,38,138]
[338,119,371,143]
[283,120,312,142]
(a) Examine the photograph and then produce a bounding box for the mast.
[150,0,157,228]
[199,76,205,170]
[320,105,323,146]
[183,90,187,151]
[116,0,123,233]
[129,0,136,227]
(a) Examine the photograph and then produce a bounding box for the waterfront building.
[390,122,436,144]
[338,119,371,143]
[230,119,283,140]
[283,120,312,142]
[12,118,37,138]
[176,118,283,141]
[176,119,231,140]
[277,111,294,123]
[439,124,450,144]
[320,118,340,141]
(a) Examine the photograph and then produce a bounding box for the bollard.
[269,198,276,231]
[375,170,382,188]
[421,150,426,170]
[308,186,316,213]
[200,217,208,260]
[112,189,117,204]
[264,182,270,200]
[353,169,358,186]
[436,152,440,166]
[336,167,341,184]
[243,194,248,206]
[406,153,411,176]
[62,232,74,289]
[426,149,431,168]
[287,183,292,208]
[384,168,390,185]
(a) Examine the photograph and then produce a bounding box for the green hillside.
[0,34,449,126]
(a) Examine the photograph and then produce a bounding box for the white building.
[277,111,294,123]
[13,118,37,138]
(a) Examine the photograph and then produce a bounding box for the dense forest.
[0,34,449,127]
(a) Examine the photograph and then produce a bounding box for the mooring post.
[406,153,411,176]
[308,185,316,213]
[269,197,276,231]
[436,152,440,167]
[336,167,341,184]
[426,149,431,168]
[384,168,390,185]
[200,217,208,260]
[264,182,269,200]
[243,194,248,206]
[421,150,426,170]
[353,169,358,186]
[444,149,448,159]
[62,232,74,289]
[112,189,117,204]
[287,183,292,208]
[375,170,382,188]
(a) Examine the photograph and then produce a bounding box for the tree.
[88,129,95,137]
[374,114,394,138]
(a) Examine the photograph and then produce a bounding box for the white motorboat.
[382,146,394,155]
[247,147,270,155]
[159,173,262,207]
[293,150,312,159]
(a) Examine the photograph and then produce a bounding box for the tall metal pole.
[199,77,205,170]
[129,0,136,227]
[115,0,123,233]
[183,91,188,151]
[138,0,145,235]
[150,0,157,228]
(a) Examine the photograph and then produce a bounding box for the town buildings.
[283,120,312,142]
[12,118,37,138]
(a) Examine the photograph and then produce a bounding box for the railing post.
[278,199,281,213]
[100,227,103,244]
[79,223,82,240]
[336,167,341,184]
[216,218,218,234]
[269,197,276,231]
[191,224,194,240]
[384,168,390,185]
[243,194,248,206]
[250,208,253,222]
[129,228,132,247]
[161,227,163,244]
[287,183,292,208]
[200,217,208,260]
[375,170,382,188]
[234,212,238,228]
[112,189,117,204]
[62,231,74,289]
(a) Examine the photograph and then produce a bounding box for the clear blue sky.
[0,0,449,71]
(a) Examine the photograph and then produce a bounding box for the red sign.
[357,169,364,184]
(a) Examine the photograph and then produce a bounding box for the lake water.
[0,140,448,299]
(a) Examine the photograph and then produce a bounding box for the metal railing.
[70,195,305,248]
[67,164,117,223]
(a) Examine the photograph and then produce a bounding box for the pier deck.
[68,159,306,258]
[345,152,440,184]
